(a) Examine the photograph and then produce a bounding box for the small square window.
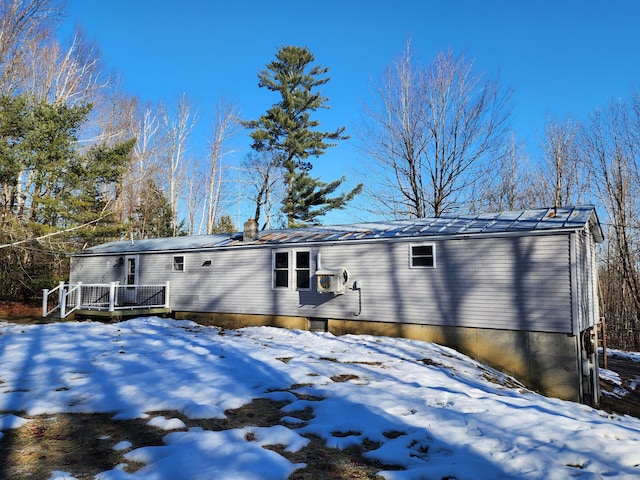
[410,244,435,268]
[173,255,185,272]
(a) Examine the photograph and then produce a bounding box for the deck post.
[41,289,48,317]
[76,282,82,310]
[57,281,65,310]
[60,287,67,318]
[165,281,170,309]
[59,281,67,318]
[109,282,117,312]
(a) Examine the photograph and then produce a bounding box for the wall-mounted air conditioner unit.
[316,267,349,294]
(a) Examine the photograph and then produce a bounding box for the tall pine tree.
[0,95,135,298]
[243,46,362,227]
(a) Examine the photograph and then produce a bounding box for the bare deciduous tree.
[0,2,106,107]
[533,118,587,208]
[0,0,61,95]
[474,133,533,212]
[205,99,239,234]
[114,102,166,239]
[29,31,108,105]
[358,40,429,218]
[243,150,283,229]
[160,94,198,236]
[585,96,640,349]
[359,43,513,217]
[185,157,205,236]
[423,50,513,216]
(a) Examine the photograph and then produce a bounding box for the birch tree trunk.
[160,94,197,236]
[0,0,60,96]
[206,100,239,234]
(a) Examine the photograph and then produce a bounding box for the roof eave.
[588,209,605,243]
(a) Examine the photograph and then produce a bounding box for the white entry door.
[124,255,138,304]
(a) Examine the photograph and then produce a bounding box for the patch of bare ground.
[277,435,396,480]
[0,301,44,324]
[0,413,164,480]
[0,392,403,479]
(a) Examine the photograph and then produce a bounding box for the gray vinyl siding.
[573,229,600,333]
[71,231,575,334]
[165,249,274,315]
[291,234,572,333]
[70,255,123,284]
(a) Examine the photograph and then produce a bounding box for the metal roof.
[76,205,603,256]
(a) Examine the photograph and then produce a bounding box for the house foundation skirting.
[174,311,582,402]
[174,311,309,331]
[329,319,582,402]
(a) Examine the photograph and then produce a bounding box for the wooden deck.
[74,307,171,319]
[43,282,171,319]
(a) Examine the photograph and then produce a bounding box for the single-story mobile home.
[57,205,604,404]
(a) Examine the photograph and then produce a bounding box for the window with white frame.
[295,251,311,289]
[172,255,185,272]
[125,256,137,285]
[409,244,435,268]
[272,250,312,289]
[273,251,289,288]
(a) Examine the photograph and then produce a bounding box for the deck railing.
[42,282,170,318]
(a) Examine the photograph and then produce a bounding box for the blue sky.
[60,0,640,225]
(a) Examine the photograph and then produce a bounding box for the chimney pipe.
[243,218,258,242]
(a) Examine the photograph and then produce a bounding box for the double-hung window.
[295,251,311,289]
[273,251,290,288]
[273,250,311,290]
[173,255,185,272]
[410,244,436,268]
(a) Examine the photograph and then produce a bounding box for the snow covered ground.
[607,349,640,364]
[0,317,639,479]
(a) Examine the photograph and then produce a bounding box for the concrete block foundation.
[174,311,308,331]
[330,319,581,402]
[175,311,582,402]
